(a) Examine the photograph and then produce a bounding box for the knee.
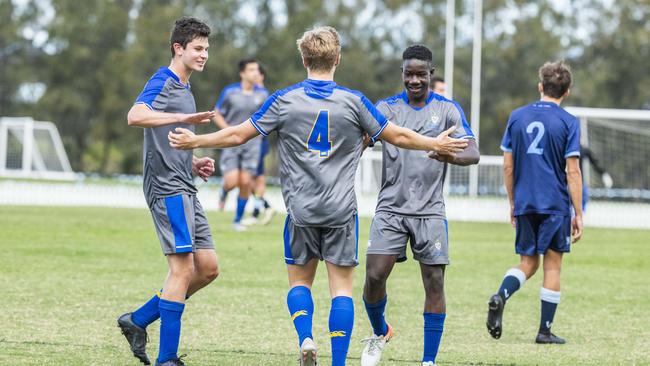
[170,263,195,282]
[424,272,445,297]
[365,268,388,289]
[204,264,219,282]
[520,259,540,278]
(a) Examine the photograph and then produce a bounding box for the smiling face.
[402,58,432,101]
[174,37,209,72]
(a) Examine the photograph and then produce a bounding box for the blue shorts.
[255,137,270,177]
[515,214,571,256]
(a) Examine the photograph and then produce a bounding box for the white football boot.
[299,337,317,366]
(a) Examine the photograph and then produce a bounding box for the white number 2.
[526,121,545,155]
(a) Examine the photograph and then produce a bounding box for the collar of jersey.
[400,90,436,110]
[303,79,337,99]
[159,66,190,89]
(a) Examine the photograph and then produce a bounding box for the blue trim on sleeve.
[135,68,169,109]
[565,151,580,158]
[249,118,268,136]
[500,145,513,152]
[164,195,193,253]
[250,82,303,127]
[214,82,241,111]
[371,120,389,142]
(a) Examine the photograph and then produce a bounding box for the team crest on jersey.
[434,240,442,250]
[430,113,440,125]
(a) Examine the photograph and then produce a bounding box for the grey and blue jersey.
[375,91,475,218]
[135,66,198,205]
[215,82,268,126]
[249,79,388,227]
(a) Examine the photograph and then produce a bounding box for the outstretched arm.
[429,139,480,166]
[503,152,516,228]
[127,103,214,128]
[168,119,260,150]
[378,122,468,154]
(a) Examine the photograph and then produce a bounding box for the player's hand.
[179,111,215,124]
[571,215,583,243]
[169,127,198,150]
[432,126,468,155]
[427,151,454,163]
[602,172,613,189]
[510,205,516,228]
[362,133,372,150]
[192,157,215,182]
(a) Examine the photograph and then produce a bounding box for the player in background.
[242,63,276,225]
[430,76,448,98]
[168,26,468,366]
[213,58,268,231]
[580,144,613,210]
[118,17,219,366]
[359,45,479,366]
[487,61,583,345]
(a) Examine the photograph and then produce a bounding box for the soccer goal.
[0,117,75,180]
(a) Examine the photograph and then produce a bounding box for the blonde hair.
[296,26,341,72]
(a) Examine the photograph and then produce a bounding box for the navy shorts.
[255,137,270,177]
[515,214,571,256]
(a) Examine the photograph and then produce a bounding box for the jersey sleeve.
[357,95,389,142]
[500,114,514,153]
[135,74,167,110]
[565,118,581,158]
[249,91,281,136]
[447,101,475,139]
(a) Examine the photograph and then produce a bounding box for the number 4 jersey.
[249,79,388,227]
[500,100,581,216]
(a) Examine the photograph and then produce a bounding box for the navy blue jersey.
[500,101,581,216]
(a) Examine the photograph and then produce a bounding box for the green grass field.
[1,206,648,365]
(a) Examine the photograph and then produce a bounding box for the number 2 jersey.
[249,79,388,227]
[500,100,581,216]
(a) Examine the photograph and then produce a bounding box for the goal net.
[0,117,75,180]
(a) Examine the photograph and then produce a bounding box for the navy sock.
[263,198,270,209]
[219,187,228,202]
[363,295,388,336]
[287,286,314,345]
[131,290,162,328]
[539,288,560,333]
[234,197,248,223]
[157,299,185,363]
[498,268,526,302]
[329,296,354,366]
[423,312,446,363]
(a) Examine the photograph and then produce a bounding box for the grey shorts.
[283,214,359,267]
[149,194,214,255]
[368,212,449,265]
[219,140,260,175]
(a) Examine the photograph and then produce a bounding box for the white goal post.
[0,117,75,180]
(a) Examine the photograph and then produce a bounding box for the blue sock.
[131,290,162,328]
[498,268,526,302]
[363,295,388,336]
[157,299,185,363]
[287,286,314,345]
[234,197,248,223]
[329,296,354,366]
[539,288,560,333]
[423,312,446,363]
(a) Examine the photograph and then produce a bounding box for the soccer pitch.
[1,206,648,365]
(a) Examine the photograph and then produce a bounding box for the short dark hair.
[402,45,433,63]
[258,63,266,77]
[238,58,258,72]
[170,17,211,57]
[539,61,572,98]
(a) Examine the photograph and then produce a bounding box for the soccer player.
[242,63,276,225]
[213,58,268,231]
[486,61,583,344]
[168,26,468,366]
[580,144,613,210]
[117,17,219,366]
[360,45,479,366]
[430,76,448,98]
